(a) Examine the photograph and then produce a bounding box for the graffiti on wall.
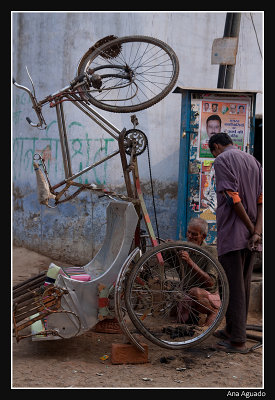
[13,93,116,185]
[13,134,115,185]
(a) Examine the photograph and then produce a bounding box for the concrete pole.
[224,13,241,89]
[217,13,241,89]
[217,13,233,88]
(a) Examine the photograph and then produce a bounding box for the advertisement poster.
[199,160,217,222]
[198,99,249,159]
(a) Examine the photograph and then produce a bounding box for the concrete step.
[249,272,262,313]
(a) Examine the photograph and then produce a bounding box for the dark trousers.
[218,249,256,343]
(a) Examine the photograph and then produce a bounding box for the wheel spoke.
[77,36,179,112]
[125,242,229,349]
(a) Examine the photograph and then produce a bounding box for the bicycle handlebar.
[13,66,131,130]
[13,77,47,129]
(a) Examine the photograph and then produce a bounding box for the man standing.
[208,133,262,354]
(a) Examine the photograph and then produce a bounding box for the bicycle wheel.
[77,36,179,113]
[140,233,165,254]
[124,241,229,349]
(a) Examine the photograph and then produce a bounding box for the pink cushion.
[70,274,91,282]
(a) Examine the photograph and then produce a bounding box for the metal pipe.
[13,276,46,297]
[13,290,38,304]
[13,272,46,290]
[66,149,120,181]
[118,129,134,199]
[56,103,70,178]
[15,311,50,335]
[14,295,42,310]
[60,102,73,176]
[68,93,120,139]
[15,296,57,323]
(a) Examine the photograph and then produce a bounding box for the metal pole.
[67,93,120,140]
[59,102,73,177]
[56,104,70,178]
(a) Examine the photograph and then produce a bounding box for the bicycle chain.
[128,115,160,242]
[146,142,160,242]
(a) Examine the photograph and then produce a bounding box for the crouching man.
[176,217,221,326]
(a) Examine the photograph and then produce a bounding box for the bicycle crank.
[124,129,148,156]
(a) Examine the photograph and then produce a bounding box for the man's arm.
[214,157,262,249]
[179,251,214,288]
[225,191,262,249]
[254,203,262,235]
[248,203,262,250]
[231,201,254,234]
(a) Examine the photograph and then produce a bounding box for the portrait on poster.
[198,99,249,160]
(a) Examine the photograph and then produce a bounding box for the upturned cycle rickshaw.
[13,35,229,353]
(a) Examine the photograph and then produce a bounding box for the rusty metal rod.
[14,299,53,322]
[14,293,56,314]
[13,276,46,297]
[13,286,43,300]
[14,293,53,313]
[67,93,120,139]
[13,288,41,304]
[118,129,134,199]
[14,294,43,311]
[13,274,46,293]
[13,271,46,290]
[14,297,58,323]
[13,277,45,298]
[15,310,51,333]
[13,285,44,301]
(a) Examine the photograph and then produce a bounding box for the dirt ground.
[12,245,263,389]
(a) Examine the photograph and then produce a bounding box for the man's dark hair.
[206,114,221,125]
[208,132,233,151]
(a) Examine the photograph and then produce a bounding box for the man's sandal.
[212,329,230,340]
[216,340,250,354]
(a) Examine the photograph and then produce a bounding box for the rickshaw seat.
[42,200,139,337]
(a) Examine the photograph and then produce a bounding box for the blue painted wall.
[12,12,262,263]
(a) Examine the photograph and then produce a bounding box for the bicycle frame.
[13,73,162,250]
[12,36,187,348]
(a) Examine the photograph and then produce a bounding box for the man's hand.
[178,250,214,288]
[179,250,193,266]
[248,233,262,251]
[231,201,262,251]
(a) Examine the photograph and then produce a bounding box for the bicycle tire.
[124,241,229,349]
[77,36,179,113]
[140,234,165,254]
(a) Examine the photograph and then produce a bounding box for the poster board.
[198,98,249,160]
[195,97,250,224]
[175,87,256,243]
